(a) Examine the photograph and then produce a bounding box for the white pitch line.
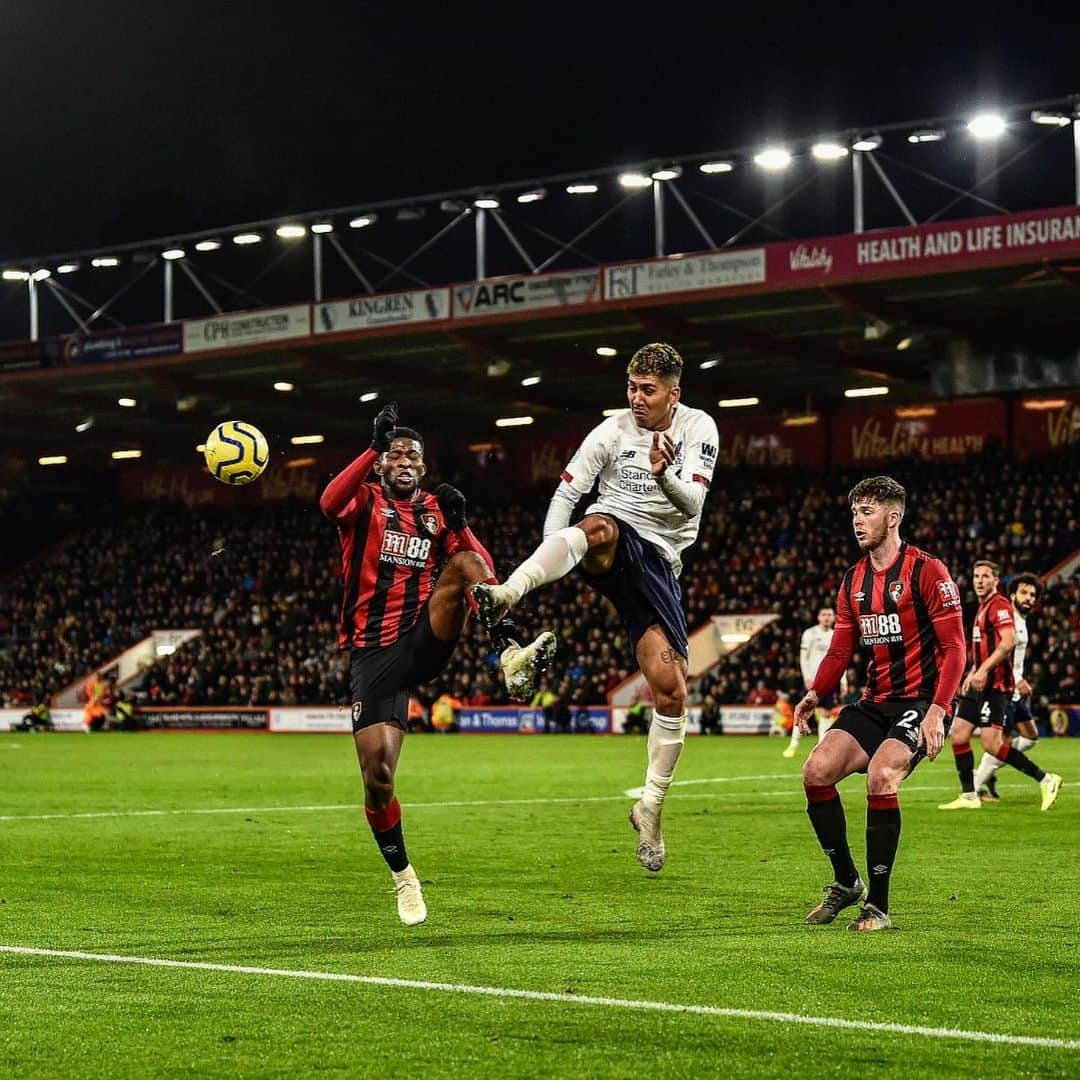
[0,782,1030,823]
[0,945,1075,1052]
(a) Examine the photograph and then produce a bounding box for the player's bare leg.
[353,723,426,926]
[802,730,869,923]
[847,739,912,931]
[628,624,687,873]
[434,551,555,701]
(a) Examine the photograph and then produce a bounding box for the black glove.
[434,483,467,530]
[371,400,399,452]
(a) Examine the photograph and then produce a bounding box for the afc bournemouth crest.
[421,513,439,535]
[889,581,905,603]
[351,702,363,725]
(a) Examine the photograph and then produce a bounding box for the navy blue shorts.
[1005,696,1033,734]
[581,517,689,660]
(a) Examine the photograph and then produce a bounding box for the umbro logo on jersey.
[889,581,905,603]
[854,591,866,601]
[380,508,396,517]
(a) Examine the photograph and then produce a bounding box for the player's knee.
[580,514,617,550]
[362,758,395,809]
[447,550,487,583]
[802,750,832,788]
[866,762,900,795]
[654,687,686,716]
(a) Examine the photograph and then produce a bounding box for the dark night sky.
[2,0,1077,260]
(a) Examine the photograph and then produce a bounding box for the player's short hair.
[627,342,683,384]
[388,426,424,450]
[973,559,1000,576]
[848,475,906,515]
[1009,571,1041,597]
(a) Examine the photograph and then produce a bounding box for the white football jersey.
[560,404,719,575]
[1012,608,1029,700]
[800,624,834,687]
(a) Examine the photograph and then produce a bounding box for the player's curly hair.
[848,475,906,514]
[627,342,683,383]
[1009,571,1042,599]
[388,426,424,450]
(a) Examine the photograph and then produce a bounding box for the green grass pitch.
[0,731,1077,1078]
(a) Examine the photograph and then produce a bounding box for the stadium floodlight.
[844,386,889,398]
[273,381,294,392]
[349,214,377,228]
[56,262,80,273]
[395,207,425,221]
[699,358,721,369]
[1030,110,1072,127]
[595,346,618,357]
[290,434,325,444]
[195,443,206,453]
[495,416,534,427]
[2,269,29,281]
[111,449,142,459]
[75,417,95,432]
[852,134,883,152]
[566,182,599,194]
[194,239,222,252]
[118,397,137,407]
[275,224,307,239]
[908,129,946,143]
[602,407,623,417]
[781,414,820,427]
[359,391,379,403]
[31,268,51,281]
[720,632,751,644]
[161,248,185,261]
[232,233,263,245]
[896,336,913,351]
[753,147,791,170]
[520,375,541,387]
[811,142,848,161]
[440,198,468,213]
[38,456,68,466]
[718,397,760,408]
[967,112,1006,139]
[1021,397,1068,410]
[91,256,121,267]
[473,195,500,209]
[699,160,734,174]
[156,644,177,657]
[516,188,547,204]
[650,165,683,181]
[618,171,652,188]
[310,222,334,234]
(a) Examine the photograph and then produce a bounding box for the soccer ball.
[203,421,270,485]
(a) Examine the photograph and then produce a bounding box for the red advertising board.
[832,399,1007,466]
[717,415,827,468]
[1012,394,1080,458]
[768,205,1080,290]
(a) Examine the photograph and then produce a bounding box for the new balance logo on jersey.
[619,449,636,460]
[859,612,903,644]
[381,530,432,566]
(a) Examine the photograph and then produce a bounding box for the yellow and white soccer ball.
[203,421,269,485]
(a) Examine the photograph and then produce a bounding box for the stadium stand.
[0,444,1077,715]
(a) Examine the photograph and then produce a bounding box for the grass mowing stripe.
[2,945,1077,1052]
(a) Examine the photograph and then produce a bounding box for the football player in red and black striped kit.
[793,476,966,931]
[321,403,555,926]
[938,560,1061,812]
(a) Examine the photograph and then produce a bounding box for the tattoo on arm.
[660,648,676,664]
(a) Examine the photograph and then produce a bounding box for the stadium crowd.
[1,445,1077,716]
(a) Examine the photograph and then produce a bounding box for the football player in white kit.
[973,573,1043,801]
[474,343,719,872]
[784,607,845,758]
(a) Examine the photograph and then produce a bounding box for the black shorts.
[957,687,1009,729]
[348,606,455,732]
[581,516,689,660]
[832,699,944,770]
[1005,696,1033,734]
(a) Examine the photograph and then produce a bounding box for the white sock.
[1014,735,1036,753]
[974,751,1004,790]
[502,526,589,606]
[788,725,802,748]
[642,710,686,809]
[817,711,833,740]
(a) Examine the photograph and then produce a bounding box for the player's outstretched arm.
[319,402,399,520]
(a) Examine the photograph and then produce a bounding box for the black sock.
[1005,747,1045,783]
[866,794,902,913]
[489,614,519,652]
[805,785,859,887]
[365,799,409,872]
[953,744,975,793]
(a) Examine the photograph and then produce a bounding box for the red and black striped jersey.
[813,542,965,708]
[320,449,492,649]
[970,593,1016,694]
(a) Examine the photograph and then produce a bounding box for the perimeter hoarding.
[63,324,182,364]
[452,269,600,318]
[184,305,311,353]
[1012,394,1080,457]
[314,288,450,334]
